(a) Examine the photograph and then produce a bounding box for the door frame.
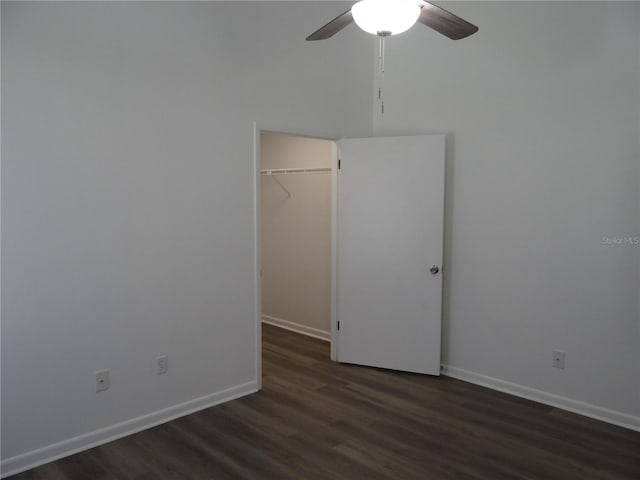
[252,122,339,390]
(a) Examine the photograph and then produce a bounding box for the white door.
[336,135,445,375]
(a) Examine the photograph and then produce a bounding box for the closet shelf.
[261,167,331,198]
[260,167,331,176]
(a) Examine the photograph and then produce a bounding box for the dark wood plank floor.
[10,323,640,480]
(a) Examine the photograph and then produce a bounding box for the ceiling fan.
[306,0,478,41]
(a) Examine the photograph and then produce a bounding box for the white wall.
[1,1,372,473]
[374,1,640,422]
[261,133,333,337]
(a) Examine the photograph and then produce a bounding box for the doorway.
[254,128,446,387]
[257,130,338,380]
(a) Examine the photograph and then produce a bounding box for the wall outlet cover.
[95,370,110,392]
[157,355,168,375]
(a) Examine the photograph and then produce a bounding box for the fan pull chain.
[378,34,387,114]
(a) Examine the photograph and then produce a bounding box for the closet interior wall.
[260,132,333,340]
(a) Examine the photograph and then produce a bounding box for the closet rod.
[260,167,331,176]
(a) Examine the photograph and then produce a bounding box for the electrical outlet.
[157,355,168,375]
[95,370,110,392]
[552,351,565,369]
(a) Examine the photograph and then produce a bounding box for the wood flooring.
[8,323,640,479]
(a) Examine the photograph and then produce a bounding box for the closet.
[260,132,333,344]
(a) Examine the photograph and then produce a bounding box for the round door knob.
[429,265,439,275]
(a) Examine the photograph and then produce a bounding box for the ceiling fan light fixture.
[351,0,420,36]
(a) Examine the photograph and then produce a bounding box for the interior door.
[336,134,445,375]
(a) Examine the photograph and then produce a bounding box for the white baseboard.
[1,381,258,478]
[441,365,640,433]
[262,314,331,342]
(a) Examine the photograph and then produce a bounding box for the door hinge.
[337,321,340,331]
[338,159,341,170]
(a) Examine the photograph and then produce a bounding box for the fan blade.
[418,2,478,40]
[306,9,354,41]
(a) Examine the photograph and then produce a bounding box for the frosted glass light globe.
[352,0,420,36]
